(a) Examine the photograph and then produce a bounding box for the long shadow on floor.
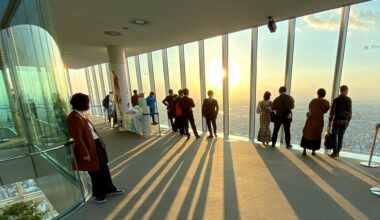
[176,138,216,219]
[223,142,241,220]
[109,134,180,176]
[254,145,352,220]
[123,137,205,220]
[302,154,380,219]
[69,133,188,219]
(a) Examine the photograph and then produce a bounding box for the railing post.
[360,123,380,168]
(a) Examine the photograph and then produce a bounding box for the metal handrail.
[360,123,380,168]
[0,139,74,163]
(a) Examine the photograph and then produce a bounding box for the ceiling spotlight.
[267,17,277,33]
[130,19,150,26]
[104,31,122,36]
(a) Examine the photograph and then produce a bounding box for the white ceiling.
[50,0,366,69]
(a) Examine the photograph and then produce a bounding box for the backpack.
[102,95,109,109]
[175,102,182,117]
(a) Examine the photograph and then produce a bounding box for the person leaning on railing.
[67,93,124,203]
[328,85,352,158]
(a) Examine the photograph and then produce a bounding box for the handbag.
[323,132,334,149]
[270,112,277,123]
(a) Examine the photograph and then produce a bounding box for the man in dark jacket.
[182,88,200,139]
[202,90,219,138]
[172,90,184,134]
[328,85,352,158]
[162,89,175,131]
[131,90,139,107]
[271,86,295,148]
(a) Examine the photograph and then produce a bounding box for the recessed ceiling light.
[104,31,122,36]
[130,19,150,26]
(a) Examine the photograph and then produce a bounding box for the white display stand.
[138,97,152,137]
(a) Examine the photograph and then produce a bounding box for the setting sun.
[207,59,240,88]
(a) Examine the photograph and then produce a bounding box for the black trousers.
[184,117,199,136]
[272,117,292,147]
[331,122,348,154]
[168,112,175,131]
[174,116,185,134]
[150,108,157,123]
[88,139,117,199]
[206,117,217,135]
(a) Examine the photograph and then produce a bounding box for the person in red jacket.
[67,93,123,203]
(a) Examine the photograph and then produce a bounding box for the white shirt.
[74,110,99,140]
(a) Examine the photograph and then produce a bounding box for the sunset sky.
[67,0,380,107]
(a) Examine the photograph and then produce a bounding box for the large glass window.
[184,42,202,129]
[101,63,112,94]
[291,10,340,145]
[152,50,168,126]
[88,67,101,115]
[68,69,88,94]
[341,0,380,156]
[204,36,223,133]
[167,46,181,92]
[127,57,139,93]
[95,65,106,101]
[228,29,251,138]
[255,21,288,140]
[139,54,151,94]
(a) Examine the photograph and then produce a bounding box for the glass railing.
[0,141,90,219]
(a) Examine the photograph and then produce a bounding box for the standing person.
[202,90,219,138]
[172,91,184,134]
[256,91,272,145]
[301,88,330,156]
[162,89,175,131]
[146,92,157,125]
[67,93,123,203]
[328,85,352,158]
[102,92,113,125]
[131,90,139,107]
[182,88,200,139]
[271,86,295,148]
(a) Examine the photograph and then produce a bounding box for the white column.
[135,56,143,93]
[162,49,170,94]
[249,28,258,141]
[285,19,296,93]
[107,46,132,113]
[222,35,229,139]
[332,6,350,102]
[198,40,207,132]
[281,18,296,144]
[179,45,186,88]
[97,65,107,99]
[147,52,156,92]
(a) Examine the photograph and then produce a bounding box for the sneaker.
[214,133,218,137]
[207,135,213,139]
[195,135,201,139]
[187,134,191,140]
[93,197,107,203]
[108,189,125,196]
